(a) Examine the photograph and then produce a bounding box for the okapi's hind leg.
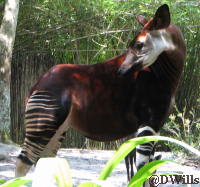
[124,134,137,181]
[125,148,136,181]
[15,90,71,177]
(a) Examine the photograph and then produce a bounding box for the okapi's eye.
[135,42,144,50]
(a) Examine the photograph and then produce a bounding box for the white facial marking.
[139,29,175,68]
[120,29,176,73]
[121,35,147,68]
[151,30,175,52]
[138,35,147,43]
[122,51,135,68]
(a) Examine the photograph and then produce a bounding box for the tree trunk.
[0,0,19,130]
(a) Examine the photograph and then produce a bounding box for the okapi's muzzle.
[118,60,143,75]
[118,51,143,75]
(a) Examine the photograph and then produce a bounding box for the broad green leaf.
[0,177,31,187]
[98,136,200,180]
[78,180,115,187]
[77,181,101,187]
[0,179,5,184]
[98,137,158,180]
[128,160,172,187]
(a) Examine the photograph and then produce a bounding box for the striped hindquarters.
[18,90,68,165]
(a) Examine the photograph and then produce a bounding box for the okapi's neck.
[103,52,150,80]
[104,52,127,67]
[151,50,185,94]
[150,25,186,95]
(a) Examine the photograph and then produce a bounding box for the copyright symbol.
[149,175,160,187]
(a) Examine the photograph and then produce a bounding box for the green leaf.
[0,179,6,184]
[98,136,200,180]
[128,160,171,187]
[98,136,160,180]
[77,181,101,187]
[0,177,31,187]
[78,180,115,187]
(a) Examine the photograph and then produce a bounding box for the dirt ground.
[0,143,200,187]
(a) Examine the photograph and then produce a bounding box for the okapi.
[15,4,186,184]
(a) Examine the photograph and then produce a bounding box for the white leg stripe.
[136,126,157,136]
[135,152,149,169]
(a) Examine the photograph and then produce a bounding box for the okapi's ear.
[136,15,148,26]
[149,4,170,30]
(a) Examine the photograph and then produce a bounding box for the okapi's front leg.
[125,126,161,182]
[135,126,161,187]
[15,90,71,177]
[135,126,157,171]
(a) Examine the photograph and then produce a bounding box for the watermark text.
[149,174,200,186]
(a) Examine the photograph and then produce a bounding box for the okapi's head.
[118,4,175,75]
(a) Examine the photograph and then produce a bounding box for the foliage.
[162,105,200,152]
[98,136,200,182]
[1,136,200,187]
[128,160,170,187]
[0,177,31,187]
[0,179,5,184]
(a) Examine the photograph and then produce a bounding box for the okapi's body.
[16,4,186,182]
[28,55,171,141]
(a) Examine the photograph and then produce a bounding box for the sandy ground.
[0,143,200,187]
